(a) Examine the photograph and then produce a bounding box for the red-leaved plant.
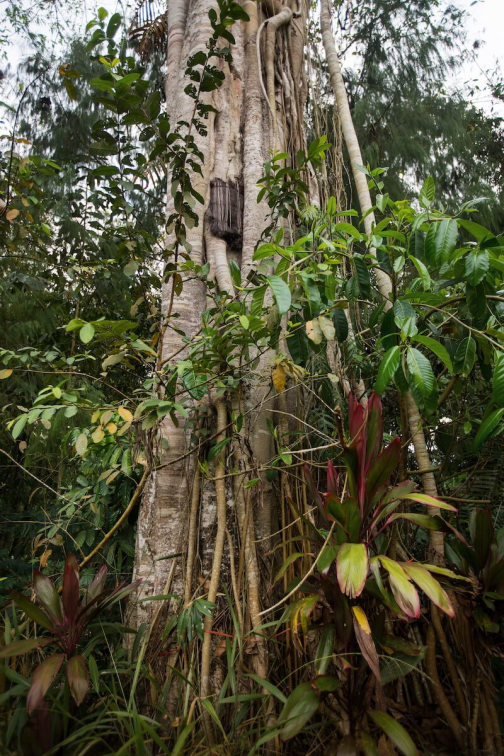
[0,554,140,713]
[278,393,468,745]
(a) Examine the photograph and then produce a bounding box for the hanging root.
[200,398,228,733]
[257,0,299,147]
[425,622,464,748]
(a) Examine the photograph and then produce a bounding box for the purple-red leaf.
[62,553,80,625]
[33,571,63,625]
[365,437,401,503]
[336,543,368,598]
[9,590,56,633]
[66,655,89,706]
[303,464,324,510]
[82,565,108,606]
[326,460,339,495]
[27,653,64,714]
[365,393,383,470]
[348,393,365,444]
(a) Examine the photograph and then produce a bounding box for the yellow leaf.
[101,410,113,426]
[92,426,104,443]
[6,209,20,221]
[118,407,133,422]
[352,606,371,635]
[117,421,131,437]
[0,369,13,379]
[272,364,286,393]
[106,470,120,484]
[306,319,323,344]
[106,422,117,434]
[19,441,27,452]
[40,550,52,568]
[91,409,100,423]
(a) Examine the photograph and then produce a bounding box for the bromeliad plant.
[0,554,140,713]
[278,393,467,746]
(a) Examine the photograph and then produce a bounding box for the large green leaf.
[474,408,504,451]
[400,492,457,512]
[353,254,371,298]
[332,308,348,342]
[424,219,458,267]
[453,337,476,376]
[379,557,420,618]
[374,346,401,395]
[0,637,52,658]
[267,275,291,315]
[419,176,435,208]
[412,335,453,373]
[9,591,56,633]
[492,353,504,407]
[406,347,435,397]
[464,249,489,286]
[34,571,63,625]
[402,562,454,617]
[408,255,431,290]
[369,710,418,756]
[279,682,320,740]
[27,653,64,714]
[336,543,368,598]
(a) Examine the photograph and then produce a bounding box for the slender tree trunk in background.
[320,0,443,555]
[130,0,311,694]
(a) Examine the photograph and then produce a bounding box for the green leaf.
[419,176,435,209]
[424,219,458,267]
[336,543,368,598]
[412,335,453,373]
[401,563,454,617]
[27,654,64,714]
[353,254,370,298]
[208,437,231,461]
[79,323,95,344]
[9,591,56,632]
[332,308,348,342]
[267,275,291,315]
[406,347,435,397]
[369,711,418,756]
[493,353,504,407]
[75,433,88,456]
[374,346,401,395]
[66,655,89,706]
[106,12,122,38]
[408,255,431,290]
[457,219,496,244]
[123,260,138,277]
[11,414,28,440]
[453,337,476,376]
[0,637,52,658]
[34,571,63,624]
[379,556,420,618]
[246,673,287,704]
[400,493,457,512]
[279,682,320,740]
[474,408,504,451]
[229,259,241,287]
[465,249,489,286]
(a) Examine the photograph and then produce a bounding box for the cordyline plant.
[278,393,468,746]
[0,554,140,713]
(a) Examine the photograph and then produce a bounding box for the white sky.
[454,0,504,115]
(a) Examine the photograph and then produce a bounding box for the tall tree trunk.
[130,0,311,700]
[320,0,444,555]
